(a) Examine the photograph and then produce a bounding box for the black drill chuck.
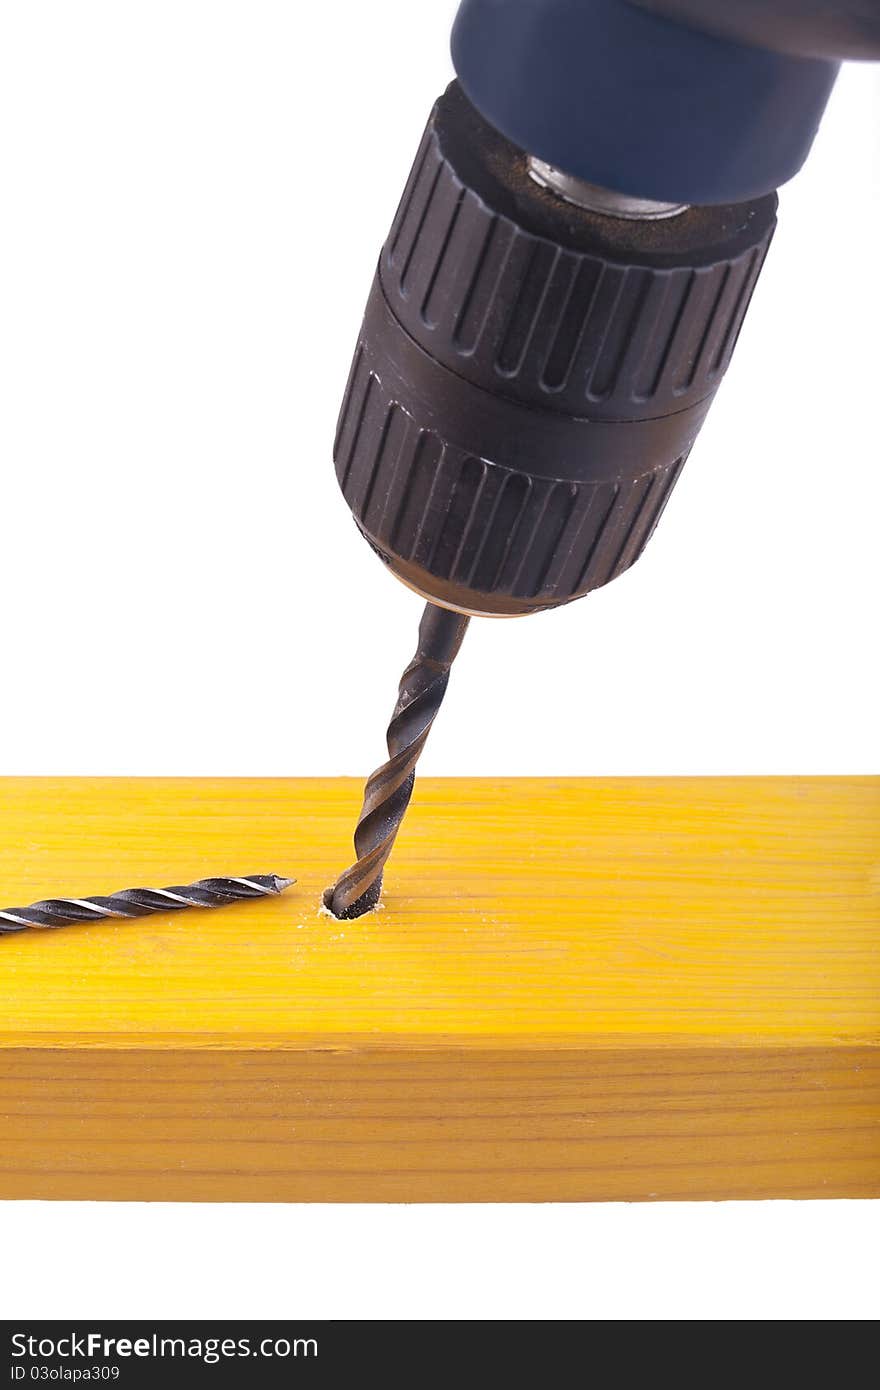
[334,82,777,617]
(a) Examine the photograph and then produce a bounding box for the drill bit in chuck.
[0,873,296,935]
[325,602,470,920]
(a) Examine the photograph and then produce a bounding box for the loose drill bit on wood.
[325,602,470,921]
[0,873,296,935]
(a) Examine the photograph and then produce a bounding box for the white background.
[0,1,877,1321]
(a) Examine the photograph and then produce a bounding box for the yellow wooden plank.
[0,777,877,1200]
[1,1046,877,1202]
[0,777,877,1048]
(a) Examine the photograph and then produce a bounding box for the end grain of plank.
[0,777,877,1200]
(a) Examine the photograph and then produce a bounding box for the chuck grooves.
[333,81,776,616]
[384,114,770,419]
[337,344,690,614]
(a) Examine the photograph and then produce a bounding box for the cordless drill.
[324,1,880,917]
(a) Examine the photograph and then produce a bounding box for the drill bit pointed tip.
[272,876,297,893]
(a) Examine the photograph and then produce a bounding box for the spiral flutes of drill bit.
[325,602,470,920]
[0,873,296,935]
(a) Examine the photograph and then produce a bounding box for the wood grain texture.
[0,777,877,1201]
